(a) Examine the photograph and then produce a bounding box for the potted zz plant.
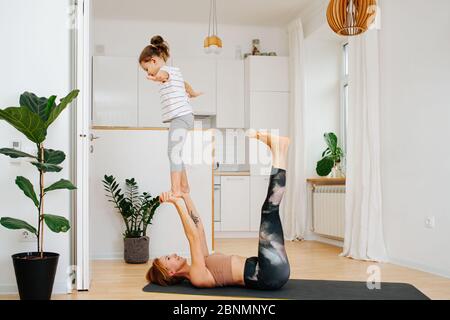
[316,132,345,177]
[0,90,79,300]
[102,175,160,264]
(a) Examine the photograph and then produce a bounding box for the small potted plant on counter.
[102,175,160,264]
[0,90,79,300]
[316,132,345,178]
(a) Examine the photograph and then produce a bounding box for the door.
[75,0,92,291]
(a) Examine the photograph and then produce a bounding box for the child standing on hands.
[139,35,201,198]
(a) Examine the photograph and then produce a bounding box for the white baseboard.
[305,234,449,280]
[304,233,344,248]
[215,231,259,239]
[0,284,17,295]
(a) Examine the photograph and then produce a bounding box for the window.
[341,42,349,168]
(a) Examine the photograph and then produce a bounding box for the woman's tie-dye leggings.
[243,167,290,290]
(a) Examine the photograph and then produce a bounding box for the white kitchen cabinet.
[248,91,290,136]
[245,56,289,92]
[138,68,169,128]
[93,56,138,127]
[172,57,217,116]
[247,91,289,175]
[220,176,250,231]
[250,175,270,231]
[216,60,245,128]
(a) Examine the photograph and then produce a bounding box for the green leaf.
[324,133,338,154]
[0,106,47,143]
[316,156,335,177]
[44,149,66,165]
[19,92,54,122]
[46,90,79,128]
[44,95,57,118]
[15,176,39,208]
[0,217,37,235]
[30,162,62,173]
[43,214,70,233]
[0,148,37,159]
[45,179,77,193]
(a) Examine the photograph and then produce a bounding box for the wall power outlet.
[425,216,436,229]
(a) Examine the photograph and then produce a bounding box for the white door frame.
[74,0,92,291]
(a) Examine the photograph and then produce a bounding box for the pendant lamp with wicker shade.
[327,0,377,36]
[204,0,222,54]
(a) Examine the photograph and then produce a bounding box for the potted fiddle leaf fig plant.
[0,90,79,300]
[102,175,160,264]
[316,132,345,177]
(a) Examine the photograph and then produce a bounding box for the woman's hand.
[159,191,183,205]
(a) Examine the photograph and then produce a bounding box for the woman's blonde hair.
[146,258,183,286]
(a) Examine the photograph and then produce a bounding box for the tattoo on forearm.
[189,210,199,226]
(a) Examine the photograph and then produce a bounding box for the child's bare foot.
[248,130,290,170]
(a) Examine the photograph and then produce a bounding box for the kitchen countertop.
[214,171,250,176]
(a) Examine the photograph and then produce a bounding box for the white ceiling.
[93,0,315,27]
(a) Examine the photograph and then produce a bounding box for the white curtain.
[340,30,388,262]
[280,18,308,241]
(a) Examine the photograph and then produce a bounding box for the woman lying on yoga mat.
[146,132,290,290]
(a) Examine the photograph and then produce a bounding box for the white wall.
[0,0,73,294]
[304,25,343,178]
[379,0,450,278]
[93,18,289,59]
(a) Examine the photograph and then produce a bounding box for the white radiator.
[312,185,346,239]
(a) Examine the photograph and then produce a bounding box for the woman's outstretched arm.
[181,193,209,257]
[160,192,215,287]
[160,192,200,245]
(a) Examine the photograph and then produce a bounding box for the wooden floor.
[2,239,450,300]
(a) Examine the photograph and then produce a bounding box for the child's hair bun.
[139,35,170,63]
[151,35,164,46]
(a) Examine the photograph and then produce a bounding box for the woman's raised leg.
[244,131,291,290]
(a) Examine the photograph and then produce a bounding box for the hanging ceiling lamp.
[327,0,377,36]
[204,0,222,54]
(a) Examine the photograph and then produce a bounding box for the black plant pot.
[12,252,59,300]
[124,236,149,264]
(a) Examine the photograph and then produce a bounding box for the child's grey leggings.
[243,167,290,290]
[167,113,194,172]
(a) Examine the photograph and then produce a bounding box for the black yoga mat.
[143,279,429,300]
